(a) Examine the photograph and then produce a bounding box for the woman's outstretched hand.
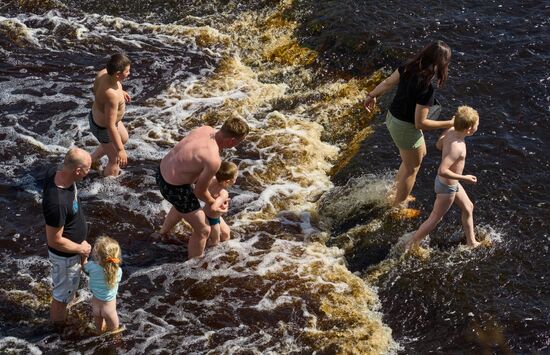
[364,94,377,113]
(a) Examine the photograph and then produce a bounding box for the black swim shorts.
[156,167,200,214]
[89,111,110,144]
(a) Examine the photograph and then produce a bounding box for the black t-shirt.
[42,166,87,257]
[389,65,436,124]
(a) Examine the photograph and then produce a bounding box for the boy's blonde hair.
[92,236,121,289]
[216,161,238,181]
[454,105,479,131]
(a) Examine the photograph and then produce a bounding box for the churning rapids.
[1,0,548,354]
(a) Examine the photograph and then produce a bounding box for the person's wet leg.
[394,144,426,206]
[183,209,210,258]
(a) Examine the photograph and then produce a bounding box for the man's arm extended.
[46,225,91,255]
[193,160,221,206]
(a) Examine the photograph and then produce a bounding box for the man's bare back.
[156,116,249,258]
[92,69,126,127]
[160,126,221,186]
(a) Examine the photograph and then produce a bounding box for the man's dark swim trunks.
[156,167,200,214]
[88,111,110,144]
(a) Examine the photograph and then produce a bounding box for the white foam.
[0,16,42,48]
[0,337,42,355]
[76,232,392,353]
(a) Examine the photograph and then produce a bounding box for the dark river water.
[0,0,548,354]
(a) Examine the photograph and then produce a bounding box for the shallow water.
[0,0,548,353]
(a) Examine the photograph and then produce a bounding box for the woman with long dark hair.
[364,40,455,207]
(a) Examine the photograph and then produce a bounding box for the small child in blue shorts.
[203,161,238,247]
[82,236,122,333]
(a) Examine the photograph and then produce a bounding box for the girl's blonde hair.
[92,236,122,289]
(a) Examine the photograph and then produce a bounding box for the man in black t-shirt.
[42,148,92,325]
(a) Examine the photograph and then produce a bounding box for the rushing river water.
[0,0,548,353]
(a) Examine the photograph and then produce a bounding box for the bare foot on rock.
[151,232,187,245]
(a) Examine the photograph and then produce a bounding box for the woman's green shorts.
[385,111,425,150]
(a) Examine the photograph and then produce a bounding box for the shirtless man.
[156,117,249,258]
[89,53,131,177]
[406,106,481,250]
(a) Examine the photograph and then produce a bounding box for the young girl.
[83,236,122,334]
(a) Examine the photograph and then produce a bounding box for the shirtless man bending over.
[89,53,131,177]
[156,117,249,258]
